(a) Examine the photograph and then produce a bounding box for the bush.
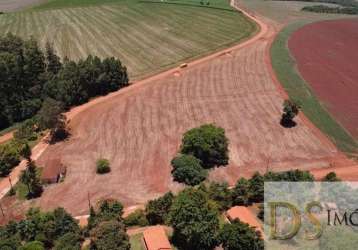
[124,209,148,227]
[323,172,341,182]
[171,154,207,186]
[14,119,38,141]
[180,124,229,168]
[0,140,22,176]
[96,159,111,174]
[90,220,130,250]
[145,192,174,225]
[19,241,44,250]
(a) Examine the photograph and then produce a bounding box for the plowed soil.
[288,19,358,139]
[35,3,341,216]
[0,0,43,12]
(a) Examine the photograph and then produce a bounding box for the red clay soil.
[31,2,347,216]
[0,131,13,144]
[288,19,358,140]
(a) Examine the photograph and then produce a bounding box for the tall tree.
[168,188,220,250]
[180,124,229,168]
[171,154,207,186]
[219,220,263,250]
[145,192,174,225]
[90,220,130,250]
[45,41,62,75]
[20,161,43,199]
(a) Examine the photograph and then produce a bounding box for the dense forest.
[0,33,129,130]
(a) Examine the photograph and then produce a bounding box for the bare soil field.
[0,0,44,12]
[33,4,344,216]
[288,19,358,140]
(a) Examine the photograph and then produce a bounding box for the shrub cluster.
[171,124,229,186]
[96,158,111,174]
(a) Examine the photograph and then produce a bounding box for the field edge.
[270,20,358,156]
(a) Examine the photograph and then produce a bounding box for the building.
[143,226,172,250]
[226,206,263,236]
[41,158,66,184]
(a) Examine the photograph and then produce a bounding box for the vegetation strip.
[271,21,358,155]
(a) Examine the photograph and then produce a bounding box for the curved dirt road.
[31,0,349,216]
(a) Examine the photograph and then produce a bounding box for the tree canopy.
[0,33,128,130]
[171,154,207,186]
[168,188,220,250]
[180,124,229,168]
[219,219,263,250]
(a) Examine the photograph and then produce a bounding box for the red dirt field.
[30,4,346,216]
[288,19,358,139]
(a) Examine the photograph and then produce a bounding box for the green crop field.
[0,0,256,79]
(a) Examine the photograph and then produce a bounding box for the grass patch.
[271,21,358,155]
[14,167,43,200]
[129,233,145,250]
[0,0,256,80]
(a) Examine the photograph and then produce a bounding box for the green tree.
[20,161,43,198]
[249,172,264,203]
[123,209,148,227]
[219,220,263,250]
[281,99,300,127]
[168,188,220,250]
[0,141,21,176]
[19,241,44,250]
[96,159,111,174]
[20,143,32,162]
[90,220,130,250]
[180,124,229,168]
[171,154,207,185]
[203,182,232,211]
[88,199,124,230]
[45,41,62,75]
[145,192,174,225]
[232,178,250,206]
[37,98,68,142]
[53,232,82,250]
[322,171,341,182]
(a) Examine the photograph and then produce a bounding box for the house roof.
[226,206,263,236]
[143,226,172,250]
[41,158,66,180]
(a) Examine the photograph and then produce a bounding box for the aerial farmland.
[0,0,357,249]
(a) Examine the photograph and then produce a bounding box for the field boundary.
[270,20,358,156]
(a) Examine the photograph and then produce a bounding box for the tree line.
[0,33,128,130]
[0,168,340,250]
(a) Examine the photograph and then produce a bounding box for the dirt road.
[30,0,351,216]
[0,131,13,144]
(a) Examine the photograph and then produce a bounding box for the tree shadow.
[280,115,297,128]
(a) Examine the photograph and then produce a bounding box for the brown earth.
[32,2,346,216]
[288,19,358,140]
[0,0,44,12]
[0,131,13,144]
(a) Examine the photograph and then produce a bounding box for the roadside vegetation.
[0,168,339,249]
[271,21,358,155]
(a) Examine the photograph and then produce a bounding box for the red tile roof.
[226,206,263,236]
[143,226,172,250]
